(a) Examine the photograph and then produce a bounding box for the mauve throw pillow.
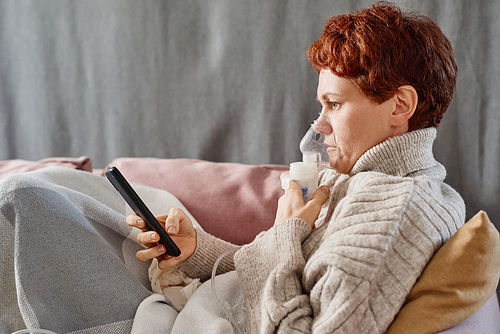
[105,158,288,245]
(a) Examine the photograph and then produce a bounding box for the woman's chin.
[329,158,352,174]
[329,160,342,173]
[327,149,341,172]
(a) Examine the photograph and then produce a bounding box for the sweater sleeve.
[234,218,313,333]
[234,173,417,334]
[179,227,238,281]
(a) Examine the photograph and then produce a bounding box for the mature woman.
[129,2,465,333]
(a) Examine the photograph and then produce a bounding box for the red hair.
[307,1,457,131]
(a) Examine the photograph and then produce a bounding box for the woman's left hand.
[274,176,330,228]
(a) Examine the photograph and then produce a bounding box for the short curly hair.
[307,1,457,131]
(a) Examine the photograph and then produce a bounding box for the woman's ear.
[391,85,418,129]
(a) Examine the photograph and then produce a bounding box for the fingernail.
[157,245,165,253]
[167,226,176,234]
[322,186,330,194]
[150,232,157,241]
[137,219,145,227]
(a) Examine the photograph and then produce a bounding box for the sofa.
[0,156,499,333]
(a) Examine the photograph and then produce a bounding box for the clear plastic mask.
[281,124,339,201]
[300,124,339,170]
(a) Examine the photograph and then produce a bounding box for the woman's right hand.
[126,207,197,270]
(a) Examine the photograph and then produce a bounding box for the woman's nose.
[312,114,333,135]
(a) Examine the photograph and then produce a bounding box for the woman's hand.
[126,207,197,270]
[275,176,330,228]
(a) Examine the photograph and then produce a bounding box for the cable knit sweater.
[180,128,465,333]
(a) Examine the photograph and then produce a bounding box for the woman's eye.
[319,100,340,111]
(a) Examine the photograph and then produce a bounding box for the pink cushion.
[105,158,288,245]
[0,156,93,179]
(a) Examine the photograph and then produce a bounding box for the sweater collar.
[348,127,439,178]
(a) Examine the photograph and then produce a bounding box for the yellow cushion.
[387,211,500,334]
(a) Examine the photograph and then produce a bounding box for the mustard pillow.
[387,210,500,334]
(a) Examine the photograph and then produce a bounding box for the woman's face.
[314,69,399,174]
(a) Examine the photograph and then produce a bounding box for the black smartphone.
[105,166,181,257]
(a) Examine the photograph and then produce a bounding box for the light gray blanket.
[0,167,243,334]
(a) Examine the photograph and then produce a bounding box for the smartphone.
[105,166,181,257]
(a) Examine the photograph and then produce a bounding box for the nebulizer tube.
[281,124,338,201]
[211,246,243,334]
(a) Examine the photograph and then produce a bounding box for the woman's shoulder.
[404,175,466,246]
[320,163,465,232]
[343,168,466,247]
[344,170,464,219]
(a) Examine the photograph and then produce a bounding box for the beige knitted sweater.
[181,127,465,333]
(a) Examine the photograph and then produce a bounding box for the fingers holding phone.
[106,167,181,258]
[159,208,197,269]
[127,208,197,269]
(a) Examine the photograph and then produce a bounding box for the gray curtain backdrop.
[0,0,499,295]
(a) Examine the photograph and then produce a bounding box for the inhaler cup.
[281,162,318,202]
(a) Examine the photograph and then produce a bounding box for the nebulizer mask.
[281,119,339,202]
